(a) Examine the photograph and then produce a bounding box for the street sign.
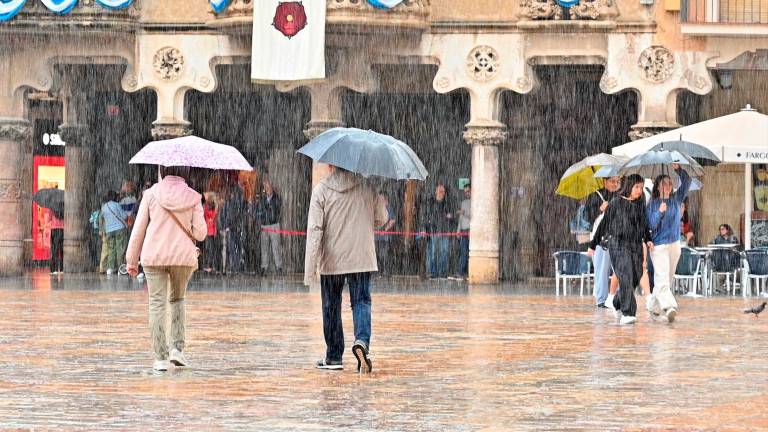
[723,147,768,163]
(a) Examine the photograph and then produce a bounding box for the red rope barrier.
[259,227,469,237]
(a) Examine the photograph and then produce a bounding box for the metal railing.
[682,0,768,23]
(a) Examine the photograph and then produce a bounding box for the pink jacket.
[126,176,207,268]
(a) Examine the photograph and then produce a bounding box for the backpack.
[569,204,591,234]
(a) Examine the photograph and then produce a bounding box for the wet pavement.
[1,271,767,431]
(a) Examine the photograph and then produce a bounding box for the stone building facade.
[1,0,766,282]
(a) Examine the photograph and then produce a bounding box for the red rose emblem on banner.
[273,2,308,38]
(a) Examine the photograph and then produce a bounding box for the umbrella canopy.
[556,153,627,199]
[618,149,705,179]
[129,135,253,171]
[296,127,428,181]
[34,188,64,219]
[613,106,768,162]
[649,139,721,166]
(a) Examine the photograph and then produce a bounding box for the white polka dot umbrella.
[129,135,253,171]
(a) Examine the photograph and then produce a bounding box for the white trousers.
[649,242,681,312]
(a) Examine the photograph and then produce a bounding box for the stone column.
[59,123,95,272]
[303,120,344,188]
[0,118,32,275]
[463,122,507,284]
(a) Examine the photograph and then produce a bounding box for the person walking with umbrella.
[585,175,621,309]
[304,165,388,373]
[125,166,207,371]
[588,174,654,325]
[299,127,427,374]
[645,163,691,323]
[126,135,252,371]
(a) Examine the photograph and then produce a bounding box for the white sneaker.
[153,360,170,371]
[605,294,616,311]
[137,273,145,281]
[619,315,637,325]
[169,349,188,367]
[665,308,677,323]
[645,294,656,313]
[106,269,114,275]
[613,309,622,320]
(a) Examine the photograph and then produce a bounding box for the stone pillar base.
[468,254,499,285]
[0,240,24,276]
[63,239,92,273]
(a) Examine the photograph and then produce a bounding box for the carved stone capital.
[463,125,508,147]
[303,120,345,141]
[627,124,676,141]
[151,123,193,141]
[0,119,32,142]
[58,124,92,147]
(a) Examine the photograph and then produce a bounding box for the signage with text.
[723,147,768,163]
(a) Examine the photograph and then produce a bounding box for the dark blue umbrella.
[296,128,428,181]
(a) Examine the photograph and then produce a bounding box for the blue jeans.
[592,245,611,305]
[458,232,469,276]
[426,236,450,277]
[320,272,372,362]
[226,230,244,273]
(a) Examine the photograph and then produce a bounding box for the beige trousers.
[144,265,195,360]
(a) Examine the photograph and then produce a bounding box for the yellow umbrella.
[555,154,627,200]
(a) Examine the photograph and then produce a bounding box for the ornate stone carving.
[153,47,185,81]
[0,120,32,141]
[638,46,675,84]
[463,125,508,147]
[151,123,193,141]
[0,181,21,201]
[599,75,618,92]
[435,77,451,90]
[58,124,91,147]
[303,121,344,141]
[520,0,563,20]
[466,46,500,82]
[516,76,531,91]
[570,0,602,19]
[124,74,138,90]
[199,76,212,89]
[327,0,429,15]
[628,125,672,141]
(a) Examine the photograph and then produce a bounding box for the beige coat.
[304,170,388,284]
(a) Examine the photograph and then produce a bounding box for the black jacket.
[420,197,456,233]
[254,193,282,226]
[589,196,651,251]
[584,188,617,225]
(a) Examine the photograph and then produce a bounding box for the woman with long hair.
[589,174,653,325]
[126,166,207,371]
[645,164,691,323]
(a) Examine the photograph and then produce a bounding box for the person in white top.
[456,183,471,279]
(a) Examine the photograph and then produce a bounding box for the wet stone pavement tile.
[0,273,767,430]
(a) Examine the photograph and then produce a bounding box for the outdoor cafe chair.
[673,246,703,296]
[553,251,593,296]
[743,249,768,297]
[709,248,743,296]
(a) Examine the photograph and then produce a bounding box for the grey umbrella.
[618,149,705,180]
[649,139,721,166]
[296,127,428,181]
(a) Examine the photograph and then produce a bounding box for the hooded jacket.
[126,176,207,268]
[304,169,388,284]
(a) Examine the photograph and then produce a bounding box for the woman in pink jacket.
[126,167,206,371]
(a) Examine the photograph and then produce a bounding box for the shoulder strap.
[595,190,606,202]
[105,203,127,229]
[161,206,197,245]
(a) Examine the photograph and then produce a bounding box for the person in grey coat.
[304,165,388,374]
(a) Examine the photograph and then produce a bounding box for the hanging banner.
[210,0,230,13]
[0,0,25,21]
[95,0,132,10]
[251,0,326,84]
[39,0,77,14]
[366,0,403,9]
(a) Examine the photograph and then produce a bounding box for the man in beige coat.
[305,165,388,373]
